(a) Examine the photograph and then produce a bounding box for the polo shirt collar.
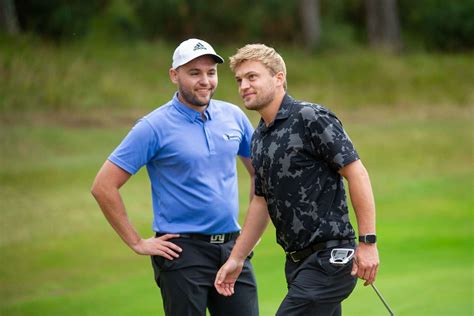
[258,93,294,130]
[172,92,214,122]
[274,93,294,120]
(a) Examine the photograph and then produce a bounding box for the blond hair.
[229,44,287,90]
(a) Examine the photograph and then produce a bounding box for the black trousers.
[151,237,259,316]
[276,243,357,316]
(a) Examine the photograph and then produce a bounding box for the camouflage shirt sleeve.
[251,127,265,197]
[302,105,359,171]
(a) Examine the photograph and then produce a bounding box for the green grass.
[1,36,473,115]
[1,36,473,315]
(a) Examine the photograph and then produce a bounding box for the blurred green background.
[1,1,473,315]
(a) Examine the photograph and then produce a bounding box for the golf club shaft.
[371,284,394,316]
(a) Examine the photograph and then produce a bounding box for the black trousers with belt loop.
[151,233,259,316]
[277,240,357,316]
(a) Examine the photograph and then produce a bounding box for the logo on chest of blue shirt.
[223,133,242,142]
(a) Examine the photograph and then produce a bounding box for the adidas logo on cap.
[193,42,207,51]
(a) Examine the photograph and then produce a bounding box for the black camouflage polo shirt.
[252,94,358,252]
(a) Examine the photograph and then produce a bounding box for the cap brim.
[173,53,224,69]
[210,54,224,64]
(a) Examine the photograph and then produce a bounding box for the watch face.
[366,235,376,243]
[360,234,377,243]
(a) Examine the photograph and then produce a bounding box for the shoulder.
[144,101,174,121]
[211,99,251,126]
[212,99,246,114]
[133,101,175,136]
[292,100,344,127]
[292,99,332,120]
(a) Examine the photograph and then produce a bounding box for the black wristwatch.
[359,234,377,244]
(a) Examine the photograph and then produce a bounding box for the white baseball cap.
[172,38,224,69]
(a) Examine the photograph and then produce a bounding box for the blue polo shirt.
[109,93,254,234]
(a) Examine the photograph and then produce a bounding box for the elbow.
[90,184,99,200]
[355,163,369,179]
[340,159,369,181]
[250,174,256,183]
[90,180,104,200]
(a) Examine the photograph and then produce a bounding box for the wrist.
[229,253,247,265]
[130,237,143,253]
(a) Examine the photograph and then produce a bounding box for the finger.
[154,243,181,259]
[216,282,231,296]
[158,234,180,241]
[158,250,175,261]
[158,245,181,259]
[160,240,182,253]
[364,274,370,286]
[220,284,231,296]
[361,266,371,283]
[219,286,230,296]
[214,283,225,295]
[163,249,180,259]
[366,268,375,285]
[223,283,234,296]
[373,264,379,282]
[215,269,227,286]
[365,264,378,286]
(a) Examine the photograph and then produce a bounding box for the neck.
[259,90,286,126]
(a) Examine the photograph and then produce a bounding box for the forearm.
[348,170,376,235]
[91,161,141,252]
[93,190,140,247]
[231,196,270,261]
[93,188,141,249]
[248,175,255,202]
[341,160,376,235]
[240,156,255,203]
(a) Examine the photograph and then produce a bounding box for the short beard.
[179,87,213,107]
[244,92,274,112]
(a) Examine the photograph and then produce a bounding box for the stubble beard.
[243,91,275,112]
[179,87,215,108]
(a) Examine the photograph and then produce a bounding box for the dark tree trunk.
[299,0,320,50]
[0,0,20,34]
[366,0,401,51]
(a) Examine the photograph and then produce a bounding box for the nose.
[240,78,250,90]
[198,74,211,86]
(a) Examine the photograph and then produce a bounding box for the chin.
[244,103,257,110]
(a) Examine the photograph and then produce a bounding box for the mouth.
[196,88,212,96]
[242,92,255,99]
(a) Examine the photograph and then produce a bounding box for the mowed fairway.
[1,40,473,315]
[1,106,471,315]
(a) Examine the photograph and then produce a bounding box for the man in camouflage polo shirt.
[215,44,379,315]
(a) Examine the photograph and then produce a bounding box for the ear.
[169,68,178,84]
[274,71,285,88]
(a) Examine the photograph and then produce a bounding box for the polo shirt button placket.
[202,121,215,155]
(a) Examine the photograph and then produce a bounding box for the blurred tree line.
[1,0,473,51]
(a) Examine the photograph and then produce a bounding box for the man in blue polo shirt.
[91,38,258,316]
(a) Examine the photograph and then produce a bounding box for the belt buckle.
[210,234,225,244]
[288,251,300,263]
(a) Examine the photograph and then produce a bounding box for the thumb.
[351,261,358,277]
[215,268,227,285]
